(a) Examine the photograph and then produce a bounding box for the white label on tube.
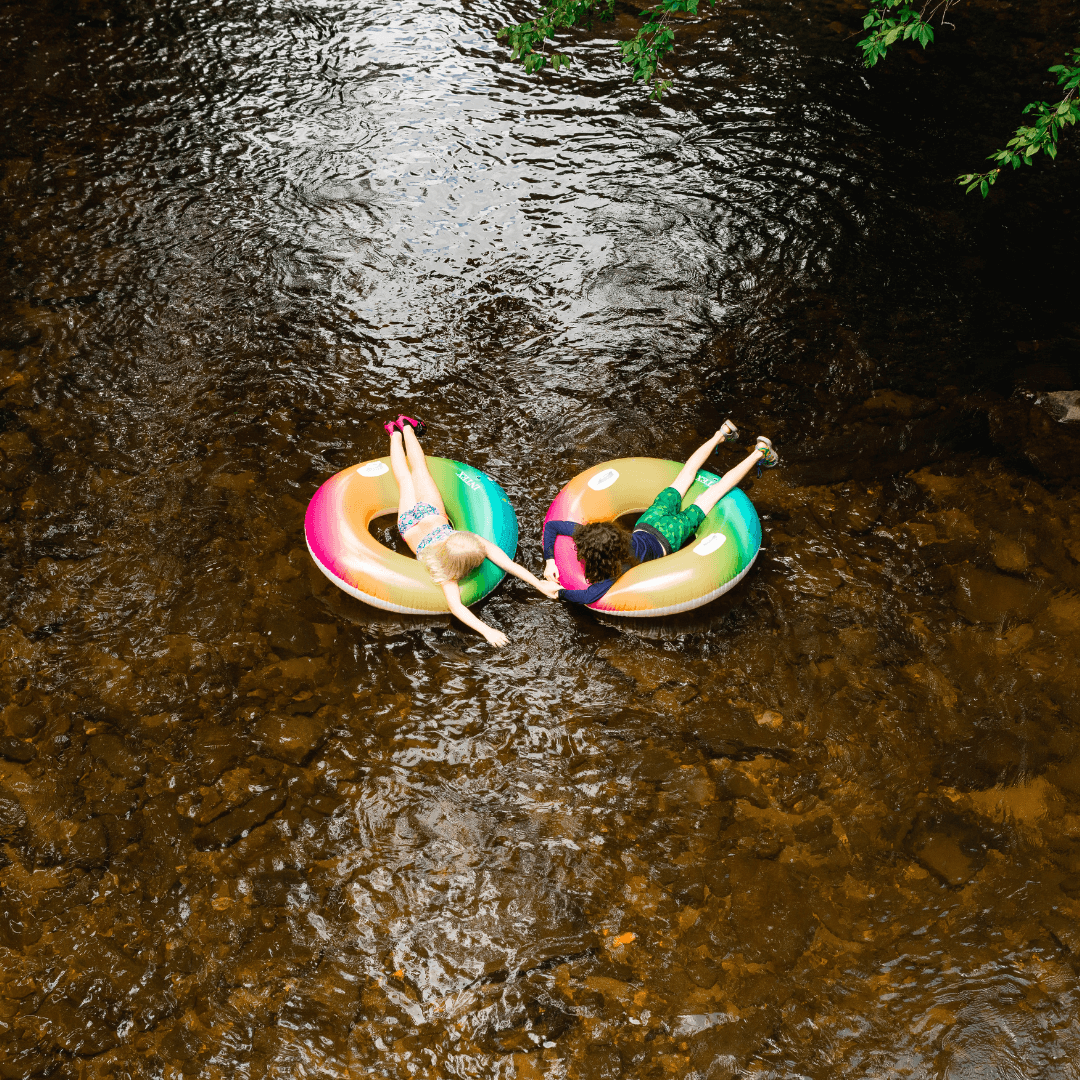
[693,532,726,556]
[588,468,620,491]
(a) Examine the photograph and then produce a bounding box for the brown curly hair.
[573,521,634,584]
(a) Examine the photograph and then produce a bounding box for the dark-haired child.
[542,425,778,605]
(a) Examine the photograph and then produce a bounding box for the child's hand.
[544,559,560,582]
[482,627,509,648]
[537,580,561,600]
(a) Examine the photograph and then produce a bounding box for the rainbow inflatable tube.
[544,458,761,617]
[305,457,518,614]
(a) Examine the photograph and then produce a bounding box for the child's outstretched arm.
[477,537,561,599]
[440,580,509,647]
[541,519,578,582]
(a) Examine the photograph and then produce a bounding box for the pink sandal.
[397,415,426,437]
[383,418,402,436]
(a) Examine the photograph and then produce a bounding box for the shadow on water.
[1,0,1079,1076]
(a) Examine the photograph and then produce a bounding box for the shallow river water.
[2,0,1080,1076]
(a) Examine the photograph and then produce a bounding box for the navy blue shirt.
[542,520,666,605]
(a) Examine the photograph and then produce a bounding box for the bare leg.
[692,448,763,516]
[670,423,736,498]
[402,423,447,516]
[389,430,416,518]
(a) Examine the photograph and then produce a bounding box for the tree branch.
[958,48,1080,196]
[498,0,715,97]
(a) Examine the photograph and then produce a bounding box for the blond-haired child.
[386,416,559,646]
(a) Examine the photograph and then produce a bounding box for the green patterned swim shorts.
[634,487,705,555]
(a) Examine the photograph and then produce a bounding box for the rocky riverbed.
[1,0,1078,1075]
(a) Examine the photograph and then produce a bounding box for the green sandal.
[755,436,779,469]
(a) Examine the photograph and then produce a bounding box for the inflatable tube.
[306,457,518,614]
[544,458,761,617]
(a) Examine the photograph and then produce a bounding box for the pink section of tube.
[542,489,589,592]
[305,472,348,582]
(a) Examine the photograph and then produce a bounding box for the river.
[1,0,1079,1076]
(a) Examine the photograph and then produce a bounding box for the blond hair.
[418,530,486,584]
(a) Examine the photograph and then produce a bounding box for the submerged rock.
[1043,912,1080,958]
[905,810,992,887]
[253,712,329,765]
[0,734,34,763]
[34,997,120,1056]
[1031,390,1080,424]
[65,816,109,869]
[951,565,1046,625]
[911,833,975,887]
[0,796,29,868]
[987,393,1080,479]
[187,724,243,784]
[3,703,46,738]
[1059,875,1080,899]
[195,789,285,850]
[0,888,41,948]
[86,733,144,786]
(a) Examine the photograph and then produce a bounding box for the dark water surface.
[2,0,1080,1076]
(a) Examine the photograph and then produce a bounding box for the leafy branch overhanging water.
[498,0,1080,195]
